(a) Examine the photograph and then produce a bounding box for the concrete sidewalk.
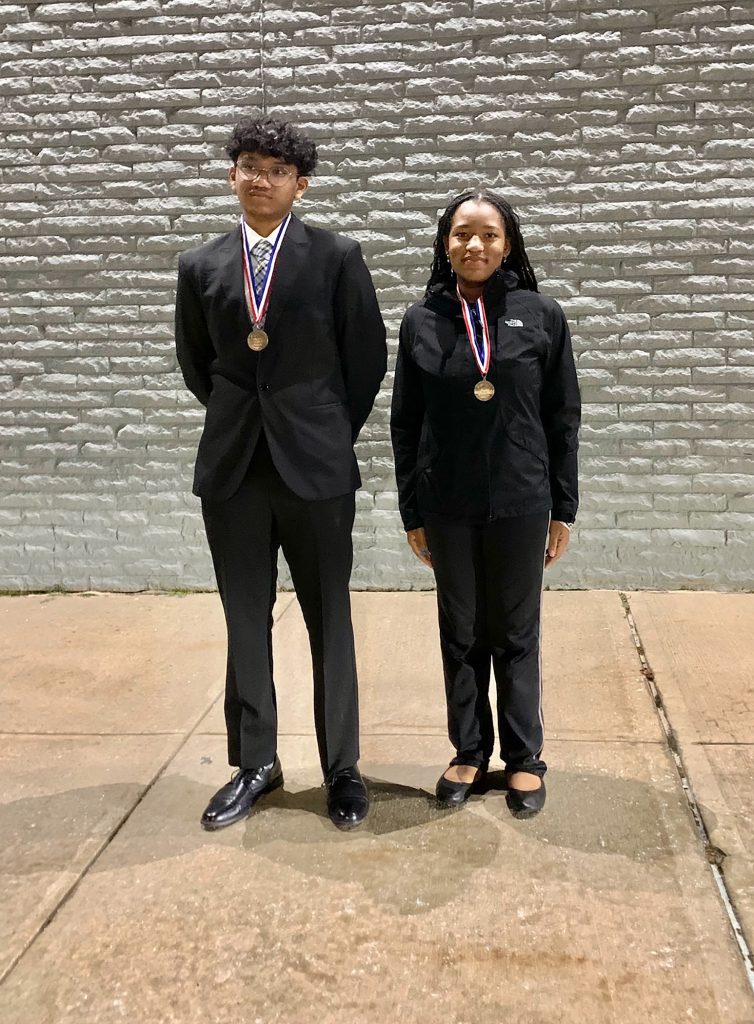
[1,591,753,1024]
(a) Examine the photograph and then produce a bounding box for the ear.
[294,176,309,200]
[228,165,237,191]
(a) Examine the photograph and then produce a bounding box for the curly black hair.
[426,188,538,295]
[226,116,318,176]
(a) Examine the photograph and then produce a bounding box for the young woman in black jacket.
[390,188,580,817]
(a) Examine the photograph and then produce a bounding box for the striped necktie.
[251,238,273,293]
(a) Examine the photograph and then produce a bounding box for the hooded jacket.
[390,269,580,530]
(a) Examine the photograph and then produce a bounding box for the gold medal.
[459,291,495,403]
[247,329,269,352]
[474,379,495,402]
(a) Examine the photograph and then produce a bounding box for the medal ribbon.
[458,292,492,378]
[240,212,291,328]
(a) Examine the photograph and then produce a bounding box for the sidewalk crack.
[619,591,754,995]
[0,697,219,989]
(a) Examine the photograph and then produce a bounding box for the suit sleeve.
[175,254,215,408]
[333,242,387,439]
[390,313,426,532]
[541,302,581,522]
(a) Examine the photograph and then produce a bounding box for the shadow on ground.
[2,765,692,884]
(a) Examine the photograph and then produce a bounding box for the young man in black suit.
[175,116,387,831]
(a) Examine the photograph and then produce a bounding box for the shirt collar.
[241,218,285,250]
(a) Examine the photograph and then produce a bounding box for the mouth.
[463,257,487,264]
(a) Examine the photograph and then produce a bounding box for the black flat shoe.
[201,757,283,831]
[326,764,369,830]
[436,765,485,808]
[505,773,546,819]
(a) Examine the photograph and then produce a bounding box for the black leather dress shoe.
[200,757,283,831]
[435,765,485,808]
[326,765,369,830]
[505,774,546,819]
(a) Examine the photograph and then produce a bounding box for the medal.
[247,329,269,351]
[240,212,291,351]
[474,379,495,401]
[458,289,495,402]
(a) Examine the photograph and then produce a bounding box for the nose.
[466,235,484,251]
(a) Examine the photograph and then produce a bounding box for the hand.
[545,521,571,568]
[407,527,433,568]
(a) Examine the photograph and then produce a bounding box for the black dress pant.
[424,511,550,777]
[201,434,359,776]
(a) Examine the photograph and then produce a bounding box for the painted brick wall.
[1,0,753,591]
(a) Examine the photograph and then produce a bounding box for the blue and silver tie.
[251,238,273,291]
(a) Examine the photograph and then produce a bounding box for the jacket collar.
[214,213,310,334]
[262,213,310,334]
[424,268,519,320]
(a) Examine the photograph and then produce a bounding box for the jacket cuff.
[401,513,424,532]
[551,506,577,524]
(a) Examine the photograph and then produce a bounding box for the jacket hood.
[423,268,520,320]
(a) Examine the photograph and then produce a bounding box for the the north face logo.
[504,318,523,327]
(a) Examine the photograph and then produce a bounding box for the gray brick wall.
[1,1,753,591]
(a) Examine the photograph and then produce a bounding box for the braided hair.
[425,188,538,296]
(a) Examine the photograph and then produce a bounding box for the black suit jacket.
[175,215,387,501]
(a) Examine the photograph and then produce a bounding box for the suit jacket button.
[260,383,269,392]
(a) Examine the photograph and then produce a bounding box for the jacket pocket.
[508,429,549,472]
[416,418,438,472]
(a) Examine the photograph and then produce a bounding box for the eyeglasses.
[235,163,296,185]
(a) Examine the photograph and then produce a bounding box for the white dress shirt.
[242,218,285,278]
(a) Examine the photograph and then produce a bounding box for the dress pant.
[201,433,359,776]
[424,511,550,777]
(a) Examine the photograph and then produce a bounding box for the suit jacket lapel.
[263,213,310,336]
[212,215,310,341]
[214,226,253,336]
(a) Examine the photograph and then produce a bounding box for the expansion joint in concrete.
[619,592,754,995]
[0,692,223,991]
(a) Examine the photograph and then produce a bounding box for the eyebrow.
[452,223,502,230]
[240,157,288,164]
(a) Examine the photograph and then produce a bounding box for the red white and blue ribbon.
[240,212,291,328]
[458,291,492,378]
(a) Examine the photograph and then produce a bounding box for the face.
[229,151,308,225]
[445,200,510,288]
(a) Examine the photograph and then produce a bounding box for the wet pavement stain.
[240,780,502,915]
